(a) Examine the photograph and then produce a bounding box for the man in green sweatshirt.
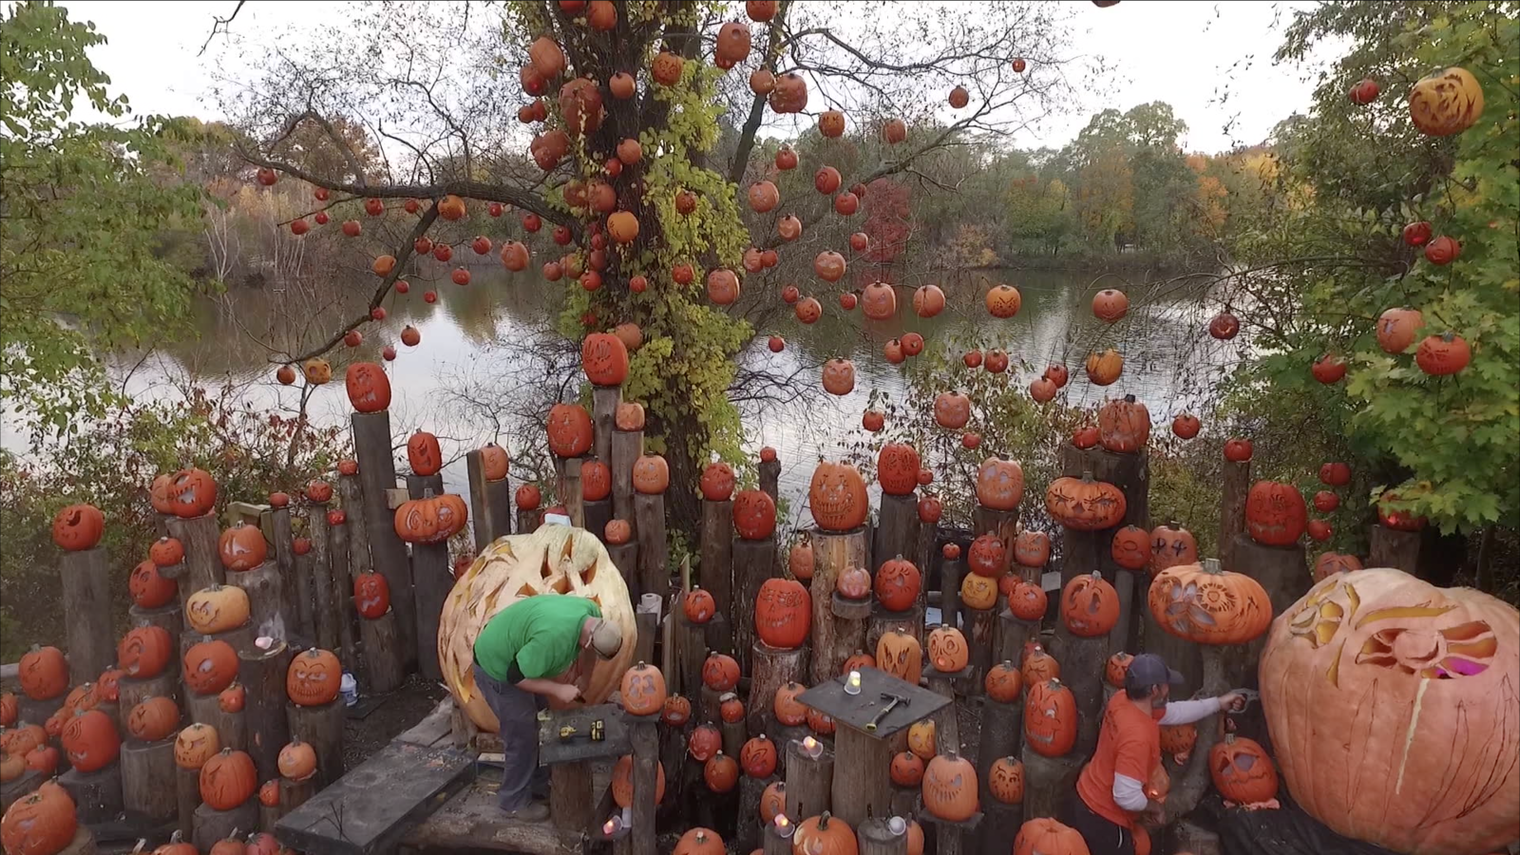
[473,595,624,821]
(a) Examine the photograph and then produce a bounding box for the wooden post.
[758,456,781,505]
[592,385,620,466]
[763,821,792,855]
[635,602,658,670]
[736,773,775,851]
[975,695,1023,847]
[165,514,225,598]
[1019,747,1081,821]
[747,642,807,737]
[305,502,338,654]
[830,593,871,681]
[351,410,417,664]
[51,827,98,855]
[964,605,997,696]
[118,673,178,714]
[231,561,288,642]
[608,541,639,596]
[611,428,643,534]
[290,549,316,649]
[239,639,294,783]
[867,601,926,656]
[584,497,613,545]
[1368,524,1421,573]
[326,514,358,675]
[359,609,405,694]
[676,611,705,703]
[59,761,123,823]
[980,800,1023,854]
[860,817,909,855]
[972,505,1019,579]
[337,472,371,654]
[940,555,964,634]
[630,718,659,855]
[211,706,248,753]
[731,536,776,675]
[1219,458,1251,572]
[1232,534,1312,617]
[873,495,921,578]
[634,492,669,607]
[285,699,345,788]
[831,723,894,829]
[278,775,317,814]
[1061,446,1150,654]
[550,763,594,837]
[701,499,734,629]
[59,547,114,680]
[130,602,185,647]
[269,503,299,641]
[406,472,451,682]
[186,690,222,727]
[720,705,748,759]
[176,764,199,837]
[1049,628,1108,756]
[516,506,543,535]
[810,528,867,684]
[995,611,1039,673]
[925,667,962,756]
[465,449,513,550]
[784,734,834,819]
[120,738,177,824]
[192,800,258,852]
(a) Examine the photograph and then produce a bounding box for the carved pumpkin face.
[934,392,971,429]
[917,494,942,524]
[837,566,871,600]
[405,431,443,476]
[701,652,740,692]
[353,572,391,619]
[117,626,172,680]
[1259,568,1518,854]
[578,460,610,502]
[759,779,785,823]
[129,560,178,609]
[842,650,876,675]
[985,661,1023,702]
[1,789,77,855]
[1024,679,1077,757]
[1061,572,1121,637]
[908,718,936,760]
[928,626,970,673]
[393,492,469,544]
[614,402,645,432]
[1110,526,1151,571]
[985,284,1022,318]
[306,479,333,503]
[989,756,1025,804]
[174,723,221,769]
[806,706,835,736]
[50,503,104,551]
[149,536,184,567]
[739,735,776,778]
[1246,481,1307,546]
[877,443,921,497]
[168,467,218,518]
[794,297,822,324]
[581,332,630,387]
[618,662,667,717]
[923,751,978,821]
[961,573,998,610]
[1408,66,1485,136]
[875,556,921,611]
[891,750,925,786]
[1045,473,1127,531]
[187,584,251,635]
[1012,818,1088,855]
[682,589,716,625]
[1097,395,1151,453]
[150,474,176,514]
[1148,560,1272,646]
[478,444,510,481]
[218,522,268,572]
[184,639,239,696]
[755,578,811,649]
[975,457,1025,511]
[344,362,392,413]
[1008,580,1048,621]
[1313,551,1362,582]
[1013,530,1050,568]
[286,648,342,706]
[687,724,722,762]
[732,490,776,540]
[772,682,808,726]
[1105,652,1134,688]
[612,755,666,809]
[1209,735,1278,805]
[875,631,923,687]
[821,358,855,396]
[861,281,897,321]
[967,533,1007,578]
[546,404,594,458]
[697,462,735,502]
[1159,722,1197,761]
[61,709,119,772]
[809,461,869,532]
[662,695,691,726]
[1209,312,1240,340]
[1149,522,1198,575]
[1021,644,1060,688]
[1377,306,1424,354]
[719,693,744,724]
[631,455,669,494]
[277,739,317,781]
[218,683,245,713]
[200,748,257,810]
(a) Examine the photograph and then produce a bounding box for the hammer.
[864,692,909,732]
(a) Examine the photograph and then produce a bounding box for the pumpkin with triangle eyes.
[1060,571,1121,637]
[976,457,1024,510]
[1013,530,1050,568]
[875,630,923,687]
[1209,734,1278,805]
[1024,679,1077,757]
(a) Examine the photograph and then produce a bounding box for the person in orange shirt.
[1063,653,1246,855]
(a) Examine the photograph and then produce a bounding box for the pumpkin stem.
[819,810,832,829]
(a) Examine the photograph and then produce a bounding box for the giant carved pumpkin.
[1149,521,1198,575]
[1045,472,1127,531]
[976,457,1024,511]
[988,756,1025,804]
[51,503,104,551]
[809,461,868,531]
[1012,819,1087,855]
[876,630,923,687]
[1024,679,1077,757]
[344,362,391,413]
[1060,572,1120,637]
[1097,394,1151,453]
[440,527,636,731]
[393,491,469,544]
[733,490,777,540]
[546,403,594,458]
[1259,568,1518,855]
[286,648,341,706]
[1148,559,1272,646]
[218,522,267,572]
[187,584,251,635]
[922,751,978,821]
[927,626,969,673]
[1246,481,1308,546]
[200,748,257,810]
[1408,67,1485,136]
[877,443,921,496]
[874,556,921,611]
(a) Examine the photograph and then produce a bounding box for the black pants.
[1061,789,1137,855]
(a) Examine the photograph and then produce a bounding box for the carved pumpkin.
[1008,580,1048,621]
[629,455,668,495]
[836,567,871,600]
[772,682,808,727]
[1110,526,1151,571]
[0,693,14,727]
[696,462,736,502]
[1013,531,1050,568]
[1246,480,1307,546]
[259,779,280,807]
[1149,521,1197,575]
[614,402,645,432]
[344,362,392,413]
[1159,722,1197,761]
[662,695,691,727]
[985,661,1023,702]
[1,788,77,855]
[809,461,869,531]
[961,573,998,610]
[1022,643,1060,687]
[286,648,341,707]
[683,589,716,625]
[174,723,220,769]
[907,719,936,760]
[149,536,184,568]
[877,443,921,496]
[1045,472,1127,531]
[1072,426,1099,449]
[440,527,635,730]
[126,697,180,742]
[791,814,854,855]
[1,724,45,759]
[200,748,257,810]
[875,630,923,687]
[50,503,104,551]
[306,479,333,503]
[756,578,811,649]
[875,556,921,611]
[891,750,925,786]
[581,332,630,387]
[984,349,1009,373]
[1259,568,1518,854]
[1024,679,1077,757]
[23,745,57,777]
[129,560,178,609]
[842,650,876,675]
[393,491,469,544]
[975,457,1024,511]
[218,683,245,714]
[922,750,977,821]
[985,284,1022,318]
[1224,438,1253,462]
[1209,311,1241,340]
[515,485,542,511]
[1408,66,1485,136]
[572,460,609,502]
[1085,349,1124,386]
[117,626,172,680]
[184,639,239,695]
[1092,289,1129,322]
[1149,559,1272,645]
[406,431,443,476]
[702,652,740,692]
[719,693,745,724]
[1104,652,1135,689]
[795,296,823,323]
[917,494,943,524]
[1416,332,1471,376]
[546,404,594,458]
[988,755,1025,804]
[739,735,777,778]
[934,391,971,429]
[1312,551,1362,582]
[1097,394,1151,453]
[928,626,970,673]
[732,490,776,541]
[187,584,251,634]
[860,281,897,321]
[168,467,218,518]
[1012,818,1087,855]
[604,519,631,545]
[276,737,318,781]
[353,572,391,619]
[612,754,666,808]
[218,522,267,572]
[688,724,722,762]
[616,661,667,719]
[1377,306,1424,353]
[1209,734,1278,805]
[60,709,119,772]
[1061,572,1121,637]
[821,358,855,396]
[967,533,1007,578]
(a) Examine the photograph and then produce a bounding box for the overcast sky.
[60,0,1334,154]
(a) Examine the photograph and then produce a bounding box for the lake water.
[110,261,1227,515]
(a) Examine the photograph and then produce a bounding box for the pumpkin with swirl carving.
[1148,559,1272,646]
[439,527,635,732]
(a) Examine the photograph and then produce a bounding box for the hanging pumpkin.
[891,750,925,786]
[184,639,239,695]
[218,522,268,572]
[808,460,869,531]
[688,724,722,763]
[985,661,1023,702]
[344,362,392,413]
[1209,734,1278,804]
[967,533,1007,578]
[1407,67,1485,136]
[1245,480,1308,546]
[985,284,1023,318]
[1110,525,1151,571]
[174,723,221,769]
[611,755,666,808]
[875,556,921,611]
[1024,679,1077,757]
[1013,531,1050,567]
[1,788,77,855]
[934,391,971,430]
[393,491,469,544]
[1045,472,1127,531]
[1021,644,1060,687]
[733,490,777,540]
[1149,521,1198,574]
[515,485,542,511]
[199,748,258,810]
[1097,394,1151,453]
[860,281,897,321]
[927,626,970,673]
[922,751,978,821]
[1377,306,1424,353]
[739,735,777,778]
[129,560,179,609]
[167,467,218,518]
[1209,311,1241,340]
[820,358,855,396]
[546,403,594,457]
[1012,819,1087,855]
[50,503,104,551]
[975,457,1025,511]
[1148,559,1272,645]
[1085,349,1124,385]
[1092,289,1129,322]
[961,573,998,610]
[1060,572,1121,637]
[756,578,811,650]
[1007,580,1048,621]
[187,584,251,634]
[875,630,923,687]
[988,756,1025,804]
[286,648,342,707]
[1105,652,1134,688]
[1415,332,1471,376]
[61,709,119,772]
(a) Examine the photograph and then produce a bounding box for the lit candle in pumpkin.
[801,736,822,759]
[773,814,794,839]
[845,669,862,695]
[603,816,621,836]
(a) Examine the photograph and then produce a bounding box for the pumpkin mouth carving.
[1357,617,1495,678]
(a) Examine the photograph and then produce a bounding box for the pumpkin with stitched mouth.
[808,460,869,532]
[440,525,636,732]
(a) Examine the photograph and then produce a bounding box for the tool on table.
[864,692,910,732]
[557,719,607,742]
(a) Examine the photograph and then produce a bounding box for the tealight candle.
[801,735,822,759]
[844,669,862,695]
[774,814,794,839]
[603,816,622,836]
[888,816,907,835]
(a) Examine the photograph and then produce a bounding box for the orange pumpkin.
[127,696,181,742]
[218,522,268,572]
[688,724,722,763]
[755,577,811,649]
[0,692,15,727]
[733,490,777,540]
[876,442,920,497]
[618,661,667,718]
[696,462,736,502]
[1060,571,1121,637]
[1415,331,1471,376]
[1021,643,1060,687]
[806,706,836,737]
[1110,525,1151,571]
[174,723,221,769]
[788,536,814,581]
[1407,66,1485,136]
[306,479,333,503]
[129,559,178,609]
[1013,818,1087,855]
[821,357,855,396]
[614,402,645,431]
[907,718,936,760]
[1209,311,1241,340]
[927,626,969,673]
[1377,306,1424,353]
[2,723,45,758]
[407,431,443,476]
[50,503,104,552]
[259,779,280,807]
[1013,530,1050,568]
[719,693,745,724]
[1105,652,1134,688]
[1246,480,1307,546]
[217,683,245,714]
[975,457,1024,511]
[917,494,943,524]
[702,652,740,692]
[1148,559,1272,645]
[546,403,594,457]
[1092,289,1129,322]
[61,709,119,772]
[393,490,469,544]
[793,812,855,855]
[1,787,77,855]
[200,748,258,810]
[1045,472,1127,531]
[988,755,1025,804]
[612,754,667,808]
[581,332,630,387]
[1097,394,1151,453]
[1209,734,1278,804]
[967,533,1006,578]
[1024,679,1077,756]
[662,695,691,726]
[773,682,808,726]
[632,455,669,494]
[149,536,184,567]
[682,589,716,625]
[985,284,1022,318]
[961,573,998,610]
[1159,722,1197,759]
[890,750,926,787]
[809,461,869,531]
[842,650,876,675]
[876,630,923,686]
[286,648,342,706]
[836,566,871,600]
[186,583,251,634]
[1312,551,1362,582]
[167,467,218,518]
[277,738,318,781]
[184,639,239,695]
[1084,349,1124,385]
[922,750,977,821]
[353,572,391,619]
[934,391,971,429]
[875,556,921,611]
[1008,580,1048,621]
[344,361,392,413]
[22,745,57,777]
[118,626,172,679]
[985,661,1023,702]
[739,735,777,778]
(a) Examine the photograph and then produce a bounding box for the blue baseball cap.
[1124,653,1184,692]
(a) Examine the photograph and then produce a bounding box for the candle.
[888,816,907,835]
[603,816,621,836]
[773,814,794,839]
[801,735,822,759]
[844,669,862,695]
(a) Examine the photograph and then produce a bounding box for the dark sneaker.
[507,802,550,822]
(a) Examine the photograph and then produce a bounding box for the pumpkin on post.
[809,461,869,531]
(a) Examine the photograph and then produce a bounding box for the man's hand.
[551,682,582,705]
[1218,691,1246,712]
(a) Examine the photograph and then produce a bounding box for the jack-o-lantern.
[1105,652,1134,688]
[619,662,667,718]
[1012,818,1087,855]
[218,683,245,713]
[1408,67,1485,136]
[1,724,45,758]
[286,648,341,707]
[975,457,1024,511]
[985,284,1022,318]
[877,443,921,496]
[1209,311,1241,340]
[876,630,923,687]
[515,486,542,511]
[407,431,442,476]
[1013,531,1050,568]
[1024,679,1076,757]
[1110,525,1151,571]
[581,332,629,387]
[344,362,392,413]
[200,748,257,810]
[739,735,776,778]
[1061,572,1121,637]
[129,560,178,609]
[773,682,807,726]
[1415,331,1470,376]
[126,696,181,742]
[218,522,267,572]
[1259,568,1518,854]
[875,556,921,611]
[187,584,251,635]
[1377,306,1424,353]
[149,536,184,567]
[927,626,969,673]
[1007,580,1048,621]
[1021,643,1060,687]
[787,536,814,582]
[809,461,868,531]
[688,724,722,763]
[1148,559,1272,645]
[922,751,977,821]
[683,589,716,624]
[699,462,736,501]
[719,693,744,724]
[1045,472,1127,531]
[961,573,998,610]
[891,750,925,786]
[989,755,1025,804]
[842,650,876,675]
[1313,551,1362,582]
[934,391,971,429]
[167,467,218,518]
[967,533,1007,578]
[353,572,391,619]
[117,626,171,679]
[756,578,811,649]
[1092,289,1129,322]
[479,444,509,481]
[276,738,317,781]
[50,503,104,551]
[61,709,119,772]
[441,527,636,730]
[632,455,669,494]
[861,281,897,320]
[821,358,855,396]
[702,652,740,692]
[793,813,854,855]
[1246,480,1307,546]
[1085,349,1124,385]
[1159,722,1197,761]
[150,474,176,514]
[1209,734,1278,805]
[174,723,221,769]
[0,692,16,727]
[1098,394,1151,453]
[393,490,469,544]
[1149,521,1197,575]
[908,719,936,760]
[580,460,611,501]
[614,402,645,432]
[306,479,333,503]
[662,695,691,727]
[612,755,666,808]
[733,490,776,540]
[758,779,786,824]
[1,787,77,855]
[837,567,871,600]
[259,779,280,807]
[184,639,239,695]
[985,661,1023,702]
[546,404,594,458]
[984,349,1010,373]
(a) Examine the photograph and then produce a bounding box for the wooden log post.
[336,473,371,661]
[465,448,513,550]
[561,456,586,528]
[925,667,962,755]
[939,554,964,634]
[963,605,997,697]
[611,427,643,533]
[976,699,1024,852]
[285,699,345,788]
[175,765,199,837]
[210,706,247,753]
[608,541,639,597]
[59,547,115,680]
[701,499,734,634]
[720,702,747,758]
[269,502,299,641]
[186,690,222,728]
[1219,458,1251,572]
[1232,535,1312,617]
[406,472,451,681]
[762,820,792,855]
[278,775,317,815]
[747,642,807,737]
[516,505,544,535]
[1368,524,1421,573]
[873,494,921,579]
[239,639,294,783]
[52,827,98,855]
[118,673,178,719]
[290,549,316,650]
[732,536,777,675]
[676,612,706,704]
[326,515,357,674]
[830,593,871,681]
[1061,446,1150,656]
[584,497,613,545]
[810,528,867,684]
[192,800,258,852]
[831,723,894,829]
[629,718,659,855]
[304,502,337,654]
[980,800,1023,854]
[1049,629,1109,757]
[130,602,185,649]
[633,492,669,608]
[59,761,123,823]
[867,601,926,657]
[232,561,288,643]
[784,734,834,820]
[758,454,781,505]
[995,610,1038,667]
[359,609,405,694]
[592,385,620,467]
[351,411,416,665]
[1020,746,1081,821]
[860,817,909,855]
[120,738,177,824]
[972,505,1019,579]
[736,773,776,851]
[635,602,658,671]
[550,762,594,838]
[165,514,225,602]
